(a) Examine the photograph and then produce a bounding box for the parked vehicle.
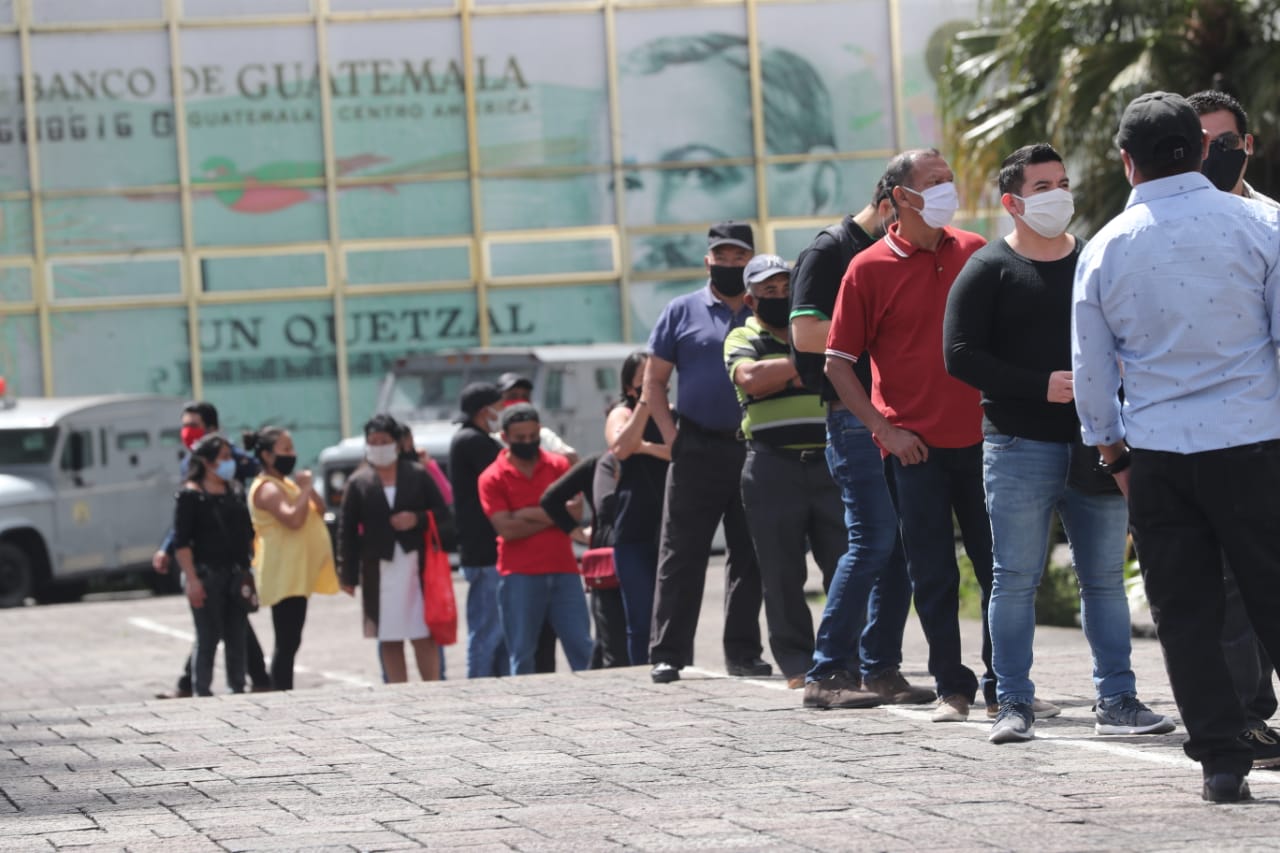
[0,393,184,607]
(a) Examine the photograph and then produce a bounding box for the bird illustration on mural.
[197,153,393,213]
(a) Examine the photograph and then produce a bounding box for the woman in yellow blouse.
[244,426,339,690]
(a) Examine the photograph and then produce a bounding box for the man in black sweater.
[943,143,1172,744]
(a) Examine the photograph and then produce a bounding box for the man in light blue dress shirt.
[1072,91,1280,804]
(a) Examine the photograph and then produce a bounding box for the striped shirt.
[724,317,827,449]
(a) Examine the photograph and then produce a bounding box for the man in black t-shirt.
[789,179,934,709]
[943,143,1172,745]
[448,382,509,678]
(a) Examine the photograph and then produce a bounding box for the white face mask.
[902,182,959,229]
[485,408,502,432]
[1013,188,1075,239]
[365,443,398,468]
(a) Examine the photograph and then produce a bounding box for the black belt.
[747,441,826,463]
[678,416,740,441]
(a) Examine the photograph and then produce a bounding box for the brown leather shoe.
[803,671,883,709]
[863,669,936,704]
[250,683,275,693]
[786,675,805,689]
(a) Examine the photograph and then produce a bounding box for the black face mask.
[273,454,297,477]
[1202,144,1247,192]
[709,264,746,297]
[509,439,541,460]
[754,296,791,330]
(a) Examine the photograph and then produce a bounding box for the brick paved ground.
[2,561,1278,851]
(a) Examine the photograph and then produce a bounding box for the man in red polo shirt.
[478,402,594,675]
[824,148,994,723]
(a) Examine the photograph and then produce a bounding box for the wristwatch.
[1097,449,1132,475]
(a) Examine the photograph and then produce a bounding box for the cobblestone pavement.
[2,562,1279,852]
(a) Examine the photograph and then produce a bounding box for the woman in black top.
[602,351,671,665]
[173,434,256,697]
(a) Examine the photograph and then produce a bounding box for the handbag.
[231,567,260,614]
[580,546,620,591]
[421,511,458,645]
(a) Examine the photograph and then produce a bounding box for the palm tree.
[939,0,1280,235]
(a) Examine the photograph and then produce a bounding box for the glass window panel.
[50,306,191,397]
[621,165,756,229]
[773,226,825,265]
[897,0,980,147]
[343,289,480,426]
[0,199,31,255]
[51,258,181,301]
[626,278,702,343]
[767,157,887,220]
[338,180,470,239]
[487,283,621,345]
[346,246,469,285]
[328,19,467,178]
[0,1,12,24]
[30,32,179,190]
[0,265,31,301]
[33,0,162,23]
[193,187,328,247]
[198,299,339,465]
[200,252,327,293]
[0,37,29,192]
[616,7,750,168]
[44,194,181,255]
[481,174,612,231]
[0,311,39,395]
[490,237,613,277]
[755,2,893,155]
[472,15,608,169]
[184,0,312,17]
[628,226,724,274]
[331,0,454,8]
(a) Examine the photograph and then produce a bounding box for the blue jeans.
[613,541,659,666]
[887,443,994,703]
[983,434,1135,705]
[808,409,914,682]
[497,572,594,675]
[462,565,509,678]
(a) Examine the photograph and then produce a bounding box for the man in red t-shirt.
[824,148,994,724]
[478,403,594,674]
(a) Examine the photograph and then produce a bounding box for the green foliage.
[939,0,1280,235]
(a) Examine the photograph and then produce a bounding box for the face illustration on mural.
[619,34,840,272]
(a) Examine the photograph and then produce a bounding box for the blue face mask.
[215,458,237,482]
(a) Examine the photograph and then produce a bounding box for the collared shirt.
[477,449,577,576]
[826,223,987,448]
[724,317,827,449]
[1072,171,1280,453]
[648,283,752,432]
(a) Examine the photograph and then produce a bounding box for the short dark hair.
[500,402,540,433]
[183,401,218,429]
[997,143,1065,195]
[363,413,402,440]
[1187,90,1248,135]
[242,425,285,461]
[881,148,942,212]
[871,174,892,208]
[620,350,648,403]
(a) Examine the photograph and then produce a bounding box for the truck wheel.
[35,578,88,605]
[0,543,35,608]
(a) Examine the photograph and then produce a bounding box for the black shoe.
[1202,772,1252,803]
[650,662,680,684]
[726,657,772,677]
[1242,726,1280,769]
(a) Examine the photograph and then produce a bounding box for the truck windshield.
[385,367,510,420]
[0,427,59,465]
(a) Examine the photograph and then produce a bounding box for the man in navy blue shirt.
[644,221,767,683]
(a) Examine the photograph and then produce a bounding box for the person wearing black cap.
[496,372,578,462]
[1073,90,1280,803]
[448,382,508,678]
[644,219,769,684]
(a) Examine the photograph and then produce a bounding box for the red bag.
[421,512,457,645]
[580,547,620,591]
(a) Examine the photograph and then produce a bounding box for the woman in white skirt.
[338,414,454,682]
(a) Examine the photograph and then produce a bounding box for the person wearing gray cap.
[1072,90,1280,803]
[645,220,769,683]
[448,382,508,678]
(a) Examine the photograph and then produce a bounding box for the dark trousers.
[740,446,845,679]
[1129,441,1280,775]
[270,596,308,691]
[179,618,269,692]
[535,620,557,673]
[886,444,995,704]
[649,426,763,668]
[189,570,248,697]
[614,540,659,665]
[1221,563,1277,728]
[590,586,630,669]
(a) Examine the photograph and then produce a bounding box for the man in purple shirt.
[644,221,768,683]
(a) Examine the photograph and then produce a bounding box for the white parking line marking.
[127,616,375,688]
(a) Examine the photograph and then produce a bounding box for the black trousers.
[1129,441,1280,776]
[178,611,270,692]
[270,596,308,691]
[590,586,630,669]
[649,425,763,669]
